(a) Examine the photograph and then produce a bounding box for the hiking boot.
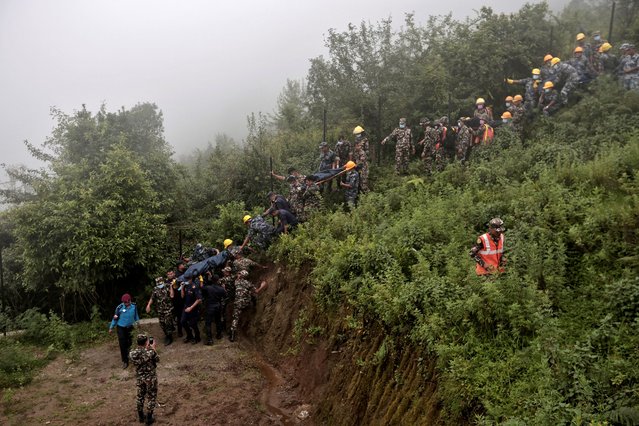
[138,410,145,423]
[122,362,129,369]
[145,412,155,425]
[229,330,236,342]
[164,335,173,346]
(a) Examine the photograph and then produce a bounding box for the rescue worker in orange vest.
[470,218,506,275]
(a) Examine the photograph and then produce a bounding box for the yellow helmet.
[345,160,356,170]
[532,68,541,75]
[242,215,252,224]
[544,54,553,62]
[505,95,513,102]
[576,32,585,41]
[551,57,561,66]
[543,81,554,89]
[574,46,584,53]
[513,94,523,102]
[600,42,612,53]
[501,111,512,119]
[352,125,364,135]
[476,97,485,105]
[223,239,233,249]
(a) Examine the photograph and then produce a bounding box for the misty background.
[0,0,568,171]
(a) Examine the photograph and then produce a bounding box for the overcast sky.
[0,0,567,171]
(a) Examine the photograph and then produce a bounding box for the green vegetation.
[0,306,107,389]
[271,79,639,423]
[0,0,638,423]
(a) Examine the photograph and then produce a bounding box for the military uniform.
[551,62,580,102]
[151,283,175,339]
[620,52,639,90]
[473,107,493,122]
[455,123,472,163]
[353,138,369,191]
[569,55,595,83]
[344,169,360,208]
[181,281,202,343]
[540,88,561,115]
[129,342,159,423]
[541,63,555,82]
[382,121,413,175]
[230,273,257,339]
[233,257,258,273]
[287,176,305,217]
[512,78,541,111]
[599,52,619,75]
[247,215,275,250]
[420,125,439,173]
[334,139,352,168]
[510,104,526,135]
[219,272,235,333]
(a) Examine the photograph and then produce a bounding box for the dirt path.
[0,321,313,426]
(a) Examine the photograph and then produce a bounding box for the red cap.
[121,293,131,303]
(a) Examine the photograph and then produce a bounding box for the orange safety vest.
[475,232,504,275]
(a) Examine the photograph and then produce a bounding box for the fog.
[0,0,568,171]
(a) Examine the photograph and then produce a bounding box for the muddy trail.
[0,319,311,426]
[0,313,313,426]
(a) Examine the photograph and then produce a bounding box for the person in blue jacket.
[109,293,140,369]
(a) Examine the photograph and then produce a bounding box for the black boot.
[145,412,155,425]
[137,410,145,423]
[205,339,213,345]
[229,330,236,342]
[164,334,173,346]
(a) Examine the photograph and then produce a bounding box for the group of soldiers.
[507,33,639,117]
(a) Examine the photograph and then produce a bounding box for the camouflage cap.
[419,117,430,125]
[399,117,407,124]
[319,141,328,148]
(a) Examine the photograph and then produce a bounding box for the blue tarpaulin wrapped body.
[179,250,230,281]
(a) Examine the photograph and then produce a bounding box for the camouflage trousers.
[560,81,577,102]
[622,76,639,91]
[136,376,158,413]
[231,290,252,333]
[422,146,444,173]
[358,163,369,191]
[456,140,471,163]
[395,142,411,174]
[158,312,175,336]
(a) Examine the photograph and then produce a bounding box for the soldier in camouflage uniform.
[473,98,493,122]
[510,95,526,136]
[418,118,439,174]
[539,81,561,116]
[549,58,579,103]
[507,68,542,112]
[575,33,593,65]
[129,334,160,425]
[455,118,473,163]
[597,42,618,75]
[619,43,639,91]
[219,266,235,335]
[300,175,322,221]
[145,277,175,345]
[352,136,369,191]
[382,118,414,175]
[352,125,369,157]
[339,161,360,209]
[240,214,275,251]
[271,167,305,216]
[540,54,555,82]
[230,270,266,342]
[569,47,596,84]
[334,135,352,168]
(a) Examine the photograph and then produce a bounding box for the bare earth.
[0,319,312,426]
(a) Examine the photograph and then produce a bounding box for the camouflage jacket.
[234,277,256,301]
[344,170,359,201]
[233,257,258,273]
[334,140,352,165]
[551,62,579,85]
[318,150,337,171]
[473,107,492,122]
[422,126,439,151]
[151,285,173,317]
[620,53,639,78]
[247,215,275,249]
[383,127,413,148]
[129,348,159,381]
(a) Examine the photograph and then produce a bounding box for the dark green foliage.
[271,80,639,423]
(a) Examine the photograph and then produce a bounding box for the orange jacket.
[475,232,504,275]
